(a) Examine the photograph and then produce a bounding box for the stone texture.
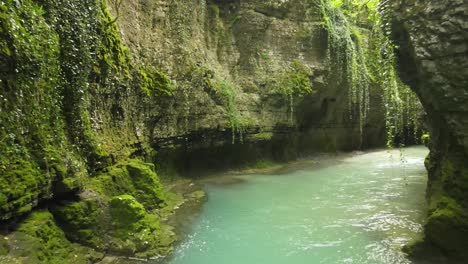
[392,0,468,262]
[108,0,385,175]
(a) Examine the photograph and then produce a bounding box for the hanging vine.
[319,0,371,135]
[317,0,424,146]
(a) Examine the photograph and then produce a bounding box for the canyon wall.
[392,0,468,262]
[0,0,387,262]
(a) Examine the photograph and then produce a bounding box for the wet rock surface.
[392,0,468,262]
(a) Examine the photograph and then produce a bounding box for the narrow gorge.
[0,0,466,263]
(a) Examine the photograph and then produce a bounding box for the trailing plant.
[319,0,371,134]
[317,0,423,146]
[212,80,246,144]
[269,60,314,123]
[0,0,174,220]
[367,0,423,146]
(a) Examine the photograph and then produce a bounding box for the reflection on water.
[161,146,428,264]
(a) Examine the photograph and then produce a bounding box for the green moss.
[252,159,276,169]
[317,0,422,141]
[212,79,247,144]
[88,159,167,209]
[430,197,466,222]
[108,195,169,257]
[421,133,430,147]
[248,132,274,141]
[49,159,172,256]
[402,236,427,257]
[52,192,174,258]
[424,197,468,251]
[0,256,22,264]
[270,60,313,98]
[0,0,73,219]
[268,60,314,122]
[97,0,131,79]
[0,160,47,220]
[110,195,147,226]
[0,238,8,255]
[138,67,174,97]
[10,211,101,263]
[51,200,102,248]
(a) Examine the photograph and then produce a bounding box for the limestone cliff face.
[0,0,386,261]
[111,0,385,175]
[392,0,468,262]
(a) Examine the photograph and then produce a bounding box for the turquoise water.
[164,147,428,264]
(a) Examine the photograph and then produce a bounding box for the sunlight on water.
[161,146,428,264]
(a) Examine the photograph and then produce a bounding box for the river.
[161,146,428,264]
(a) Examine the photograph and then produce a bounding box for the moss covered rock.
[107,195,167,257]
[0,161,46,220]
[424,197,468,256]
[51,159,174,258]
[88,159,167,209]
[5,211,103,263]
[51,200,103,249]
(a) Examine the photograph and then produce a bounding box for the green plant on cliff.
[318,0,423,145]
[10,211,103,263]
[108,195,165,257]
[269,60,314,123]
[365,0,423,146]
[138,67,175,96]
[51,159,172,257]
[88,159,167,209]
[319,0,371,134]
[0,0,75,220]
[213,80,246,144]
[1,2,176,260]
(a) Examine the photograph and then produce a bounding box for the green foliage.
[51,159,172,257]
[318,0,423,145]
[89,159,167,209]
[12,211,101,263]
[53,195,165,257]
[110,195,147,226]
[51,200,101,248]
[364,1,423,146]
[108,195,165,257]
[319,0,371,133]
[212,79,246,144]
[138,67,174,96]
[271,60,313,97]
[269,60,314,122]
[0,0,176,259]
[0,161,46,220]
[0,0,76,220]
[421,133,430,147]
[0,0,174,220]
[182,65,250,144]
